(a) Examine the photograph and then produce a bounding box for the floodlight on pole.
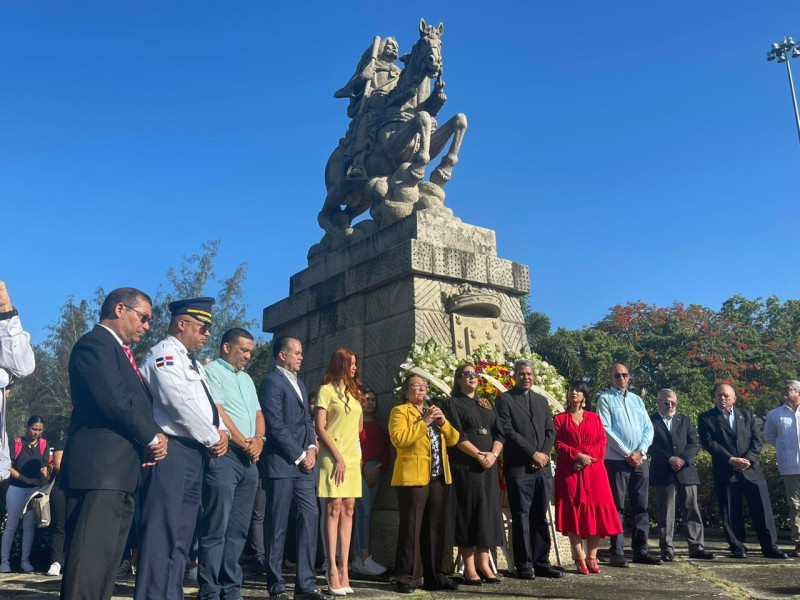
[767,36,800,145]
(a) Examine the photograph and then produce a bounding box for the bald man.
[698,384,786,559]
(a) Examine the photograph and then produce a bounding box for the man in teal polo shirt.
[198,328,265,600]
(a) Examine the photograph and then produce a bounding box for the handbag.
[23,478,57,528]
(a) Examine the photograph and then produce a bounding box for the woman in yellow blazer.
[389,374,460,594]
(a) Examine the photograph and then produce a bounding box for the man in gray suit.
[648,389,715,561]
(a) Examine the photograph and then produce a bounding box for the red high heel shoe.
[586,558,602,574]
[575,559,589,575]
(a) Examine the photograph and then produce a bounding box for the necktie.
[122,344,143,383]
[188,353,220,428]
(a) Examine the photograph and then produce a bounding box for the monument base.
[263,208,531,565]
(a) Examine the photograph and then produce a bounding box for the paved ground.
[2,530,800,599]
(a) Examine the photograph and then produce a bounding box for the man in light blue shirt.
[198,327,264,600]
[764,380,800,557]
[597,363,660,567]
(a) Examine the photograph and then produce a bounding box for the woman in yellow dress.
[315,348,364,596]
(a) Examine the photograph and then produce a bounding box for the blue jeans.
[198,452,259,600]
[353,458,381,553]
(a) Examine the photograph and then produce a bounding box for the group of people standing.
[2,283,800,600]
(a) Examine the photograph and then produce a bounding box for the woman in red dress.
[554,381,622,575]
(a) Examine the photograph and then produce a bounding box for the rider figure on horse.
[334,37,402,180]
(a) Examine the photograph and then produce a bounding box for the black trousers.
[715,476,779,553]
[506,471,553,571]
[60,489,135,600]
[49,481,66,566]
[606,459,651,558]
[394,476,449,587]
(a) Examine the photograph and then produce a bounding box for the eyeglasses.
[782,387,798,393]
[462,372,479,379]
[410,383,428,391]
[123,304,151,325]
[662,401,677,407]
[182,319,212,334]
[613,373,629,379]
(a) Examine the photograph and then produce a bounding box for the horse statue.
[311,19,468,261]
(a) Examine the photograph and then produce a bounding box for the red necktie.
[122,344,143,383]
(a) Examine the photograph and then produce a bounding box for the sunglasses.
[462,372,479,379]
[613,373,629,379]
[662,401,677,407]
[124,304,151,325]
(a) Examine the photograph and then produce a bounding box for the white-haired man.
[764,380,800,556]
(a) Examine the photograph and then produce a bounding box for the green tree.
[9,240,259,434]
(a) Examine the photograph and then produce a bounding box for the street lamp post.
[767,36,800,145]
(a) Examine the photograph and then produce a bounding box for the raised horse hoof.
[430,167,452,186]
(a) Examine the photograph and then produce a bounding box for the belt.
[463,427,489,435]
[167,435,206,452]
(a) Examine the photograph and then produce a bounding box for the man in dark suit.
[60,287,167,600]
[259,336,331,600]
[495,359,562,580]
[698,383,787,559]
[648,389,715,561]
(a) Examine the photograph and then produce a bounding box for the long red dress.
[553,410,622,538]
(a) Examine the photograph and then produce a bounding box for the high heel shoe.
[476,568,501,584]
[575,559,589,575]
[586,558,602,574]
[326,570,348,596]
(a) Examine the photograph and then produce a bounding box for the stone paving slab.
[3,531,800,599]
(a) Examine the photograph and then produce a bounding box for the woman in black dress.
[444,362,505,585]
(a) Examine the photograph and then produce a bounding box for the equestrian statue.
[309,19,468,263]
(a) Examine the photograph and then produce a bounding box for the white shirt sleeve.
[0,316,35,378]
[141,348,221,448]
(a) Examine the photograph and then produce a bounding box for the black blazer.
[258,368,317,480]
[495,387,555,479]
[61,325,162,494]
[648,412,701,486]
[698,405,765,483]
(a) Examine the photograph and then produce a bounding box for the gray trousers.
[654,483,705,556]
[782,475,800,544]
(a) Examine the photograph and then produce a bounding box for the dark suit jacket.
[648,412,701,486]
[258,368,317,480]
[495,387,555,479]
[61,325,162,494]
[698,405,765,483]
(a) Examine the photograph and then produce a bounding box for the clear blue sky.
[4,2,799,343]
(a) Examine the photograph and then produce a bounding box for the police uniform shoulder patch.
[155,356,175,368]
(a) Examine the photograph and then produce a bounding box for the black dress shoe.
[534,565,563,578]
[763,549,788,559]
[661,553,674,562]
[396,583,415,594]
[423,577,459,591]
[463,577,482,586]
[294,589,333,600]
[688,550,716,560]
[609,554,629,568]
[632,554,662,565]
[516,568,535,579]
[731,548,747,559]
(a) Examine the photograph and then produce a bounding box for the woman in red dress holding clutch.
[554,381,622,575]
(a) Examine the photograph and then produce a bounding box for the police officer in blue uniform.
[134,297,230,600]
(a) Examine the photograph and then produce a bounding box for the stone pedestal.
[262,209,530,567]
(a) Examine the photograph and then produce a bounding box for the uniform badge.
[155,356,174,368]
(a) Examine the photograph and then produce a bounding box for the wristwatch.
[492,451,499,458]
[0,307,18,320]
[257,434,267,442]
